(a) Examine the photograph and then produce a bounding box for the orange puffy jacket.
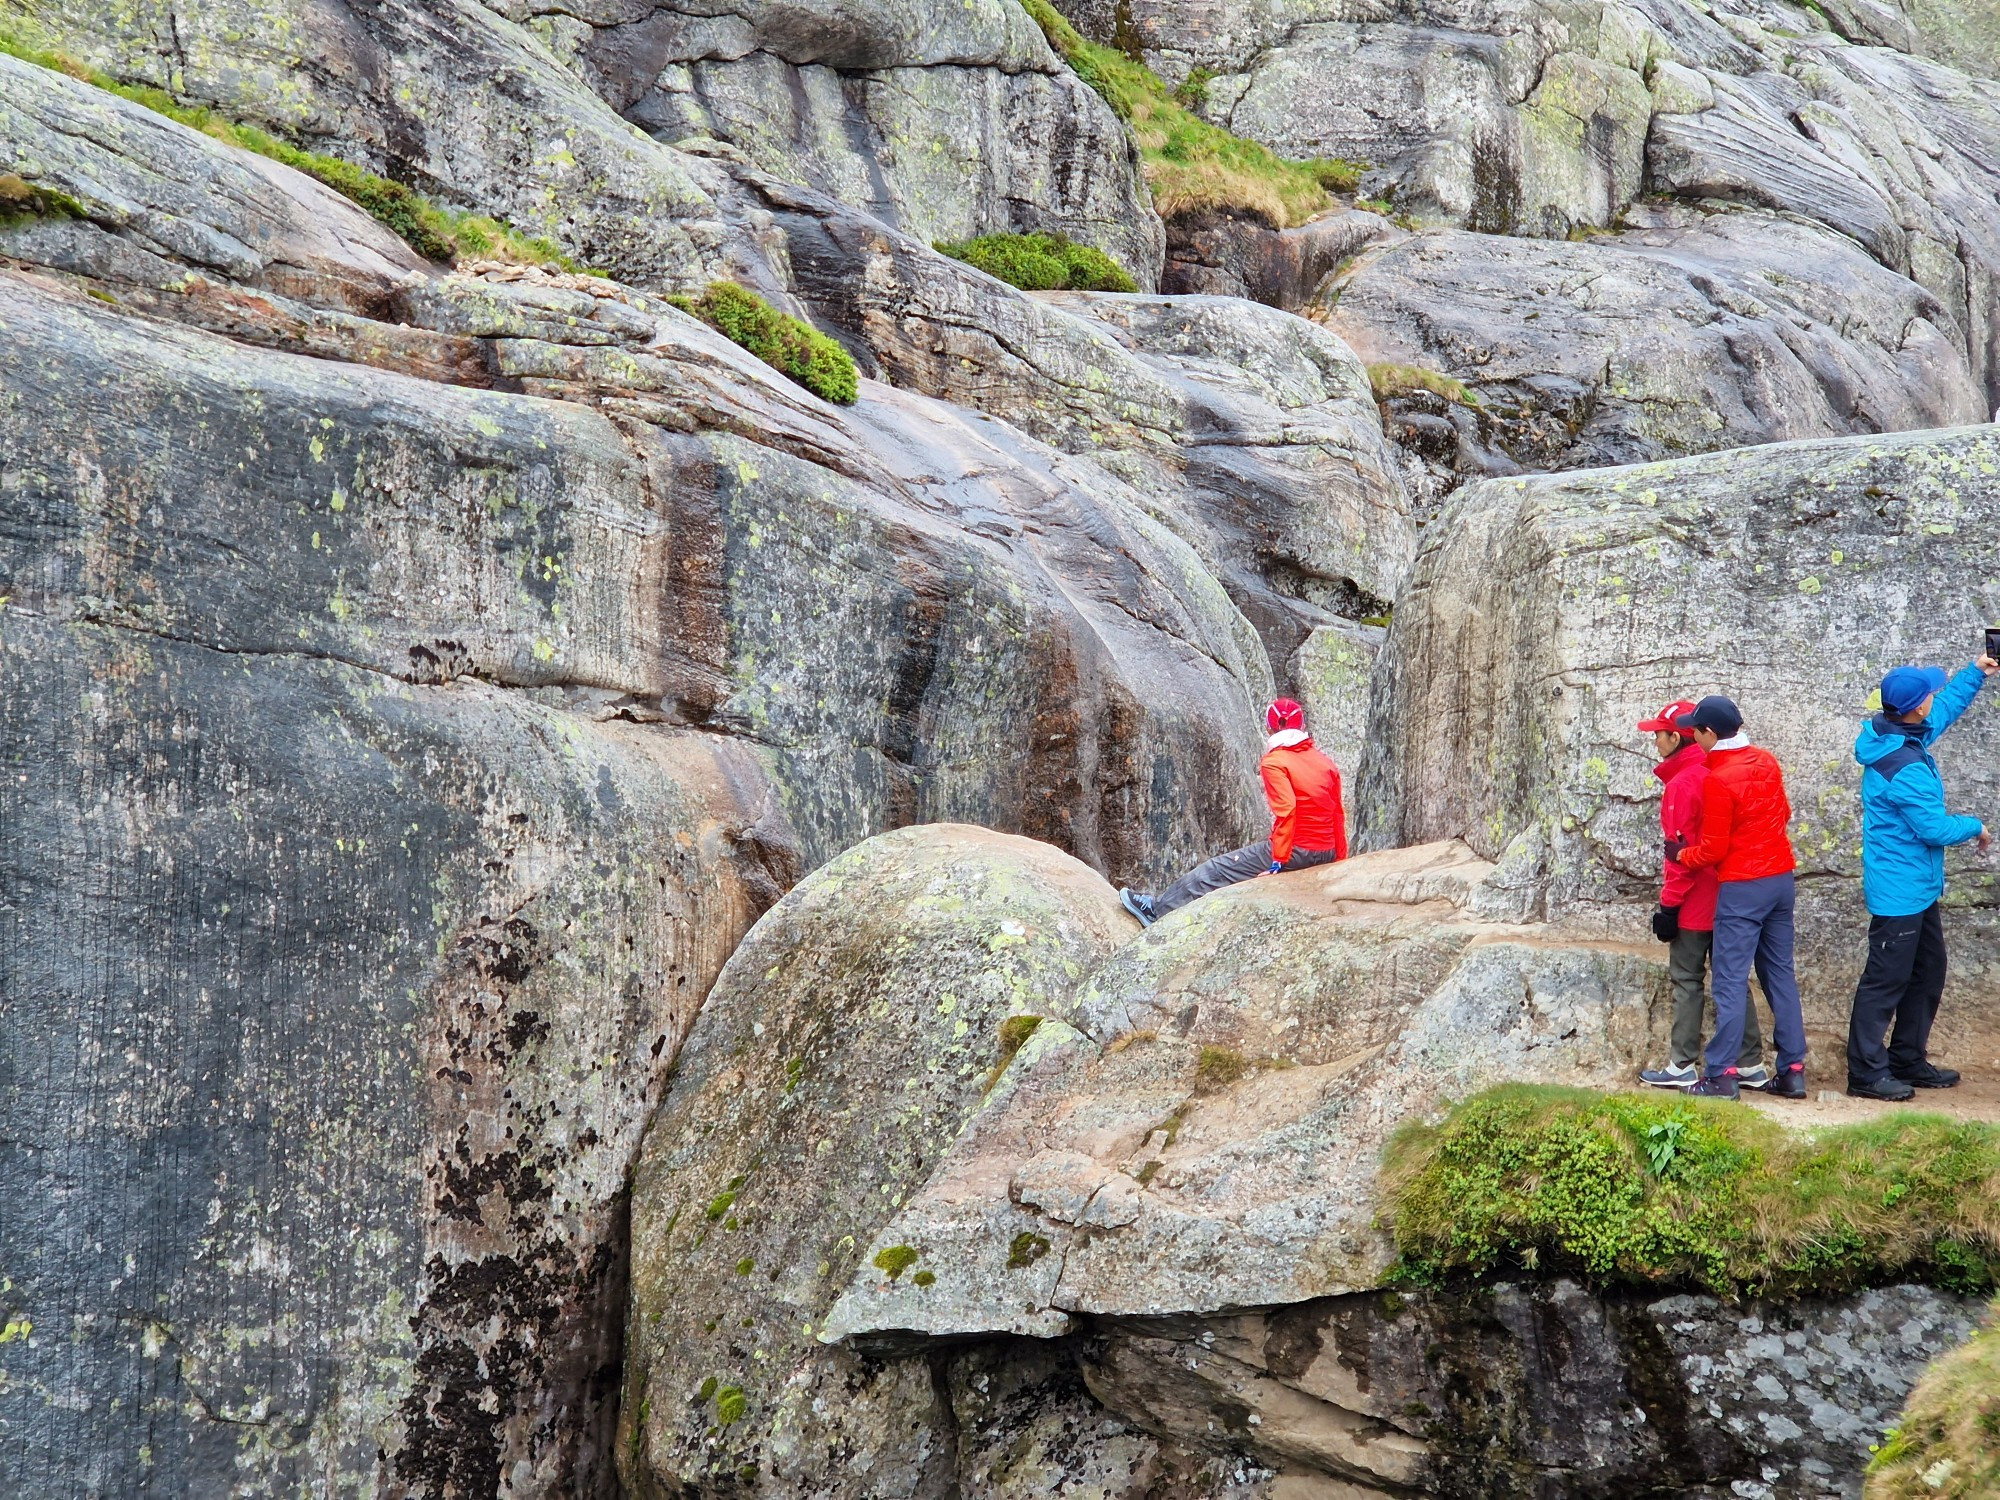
[1678,744,1796,883]
[1261,741,1347,864]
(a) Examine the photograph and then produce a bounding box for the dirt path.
[1736,1027,2000,1128]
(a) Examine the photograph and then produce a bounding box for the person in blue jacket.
[1846,656,1996,1100]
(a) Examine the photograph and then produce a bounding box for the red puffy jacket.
[1678,744,1796,883]
[1656,743,1718,929]
[1261,741,1347,864]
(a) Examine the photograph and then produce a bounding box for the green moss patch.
[1384,1085,2000,1297]
[0,170,84,224]
[0,21,583,270]
[1016,0,1359,228]
[872,1244,919,1281]
[1007,1231,1052,1269]
[672,282,859,405]
[935,232,1136,293]
[1868,1300,2000,1499]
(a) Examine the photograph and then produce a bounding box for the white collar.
[1711,732,1750,751]
[1266,728,1311,751]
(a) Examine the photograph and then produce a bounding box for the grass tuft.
[0,21,585,270]
[1384,1085,2000,1298]
[1016,0,1361,228]
[0,170,84,224]
[935,232,1137,293]
[670,282,859,405]
[1865,1301,2000,1499]
[1367,361,1480,408]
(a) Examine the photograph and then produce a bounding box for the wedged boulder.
[1161,208,1398,309]
[618,824,1134,1498]
[822,842,1667,1337]
[1323,208,1985,474]
[555,0,1166,284]
[1362,423,2000,1052]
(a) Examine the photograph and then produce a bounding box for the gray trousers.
[1669,926,1762,1069]
[1151,841,1342,919]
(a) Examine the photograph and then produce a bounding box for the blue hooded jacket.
[1855,663,1987,917]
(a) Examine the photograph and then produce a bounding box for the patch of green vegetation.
[0,21,582,269]
[696,1376,718,1402]
[715,1384,747,1425]
[935,232,1137,293]
[912,1270,936,1288]
[671,282,859,405]
[983,1013,1046,1091]
[704,1177,743,1221]
[734,1256,754,1276]
[1172,67,1215,111]
[1384,1085,2000,1298]
[1016,0,1354,228]
[1867,1300,2000,1498]
[1366,361,1481,408]
[0,170,84,225]
[784,1056,805,1093]
[1007,1231,1052,1269]
[1194,1044,1248,1092]
[872,1244,920,1281]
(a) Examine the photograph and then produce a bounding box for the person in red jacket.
[1674,696,1807,1099]
[1119,698,1346,926]
[1636,700,1767,1089]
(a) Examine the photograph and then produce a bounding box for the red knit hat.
[1266,698,1305,733]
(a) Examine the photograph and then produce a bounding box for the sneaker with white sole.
[1118,887,1156,927]
[1640,1063,1699,1089]
[1735,1064,1772,1089]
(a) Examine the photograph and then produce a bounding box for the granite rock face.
[539,0,1167,286]
[1363,423,2000,1052]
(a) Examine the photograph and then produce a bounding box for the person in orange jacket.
[1674,696,1807,1100]
[1119,698,1346,926]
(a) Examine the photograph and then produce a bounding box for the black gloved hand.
[1651,905,1680,943]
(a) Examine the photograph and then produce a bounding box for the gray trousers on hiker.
[1668,927,1762,1071]
[1152,842,1342,919]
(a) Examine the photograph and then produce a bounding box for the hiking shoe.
[1640,1063,1699,1089]
[1846,1076,1916,1102]
[1687,1070,1740,1099]
[1735,1064,1772,1089]
[1895,1064,1960,1089]
[1118,888,1156,928]
[1759,1063,1806,1100]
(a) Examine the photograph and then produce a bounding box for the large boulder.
[617,824,1133,1498]
[822,841,1668,1338]
[1363,423,2000,1058]
[551,0,1167,285]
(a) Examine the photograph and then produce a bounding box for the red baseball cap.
[1637,699,1698,733]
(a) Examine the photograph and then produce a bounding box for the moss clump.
[935,232,1137,293]
[0,21,583,269]
[1194,1044,1247,1092]
[983,1013,1046,1091]
[1384,1085,2000,1297]
[672,282,859,405]
[912,1270,936,1288]
[1015,0,1355,228]
[1867,1301,2000,1499]
[872,1244,920,1281]
[0,171,84,224]
[1007,1231,1052,1269]
[703,1179,742,1221]
[714,1384,747,1425]
[1367,361,1480,408]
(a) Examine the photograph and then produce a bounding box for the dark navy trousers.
[1704,872,1808,1075]
[1845,902,1947,1086]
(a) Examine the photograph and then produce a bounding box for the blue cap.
[1880,665,1948,715]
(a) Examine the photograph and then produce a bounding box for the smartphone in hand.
[1986,626,2000,662]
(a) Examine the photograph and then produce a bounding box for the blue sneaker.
[1118,888,1156,927]
[1735,1064,1772,1089]
[1687,1069,1740,1099]
[1640,1062,1699,1089]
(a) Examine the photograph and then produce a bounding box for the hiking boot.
[1639,1062,1699,1089]
[1846,1075,1916,1102]
[1759,1063,1806,1100]
[1687,1070,1740,1099]
[1118,888,1156,928]
[1895,1064,1960,1089]
[1735,1064,1772,1089]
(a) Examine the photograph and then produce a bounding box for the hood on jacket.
[1856,712,1928,768]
